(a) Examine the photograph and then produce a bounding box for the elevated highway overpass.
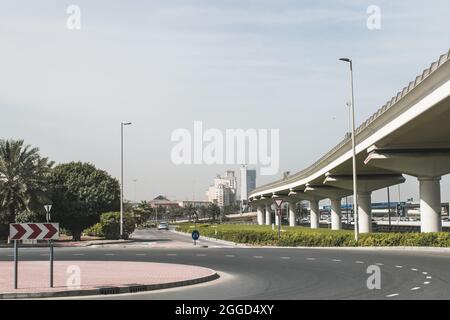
[249,50,450,233]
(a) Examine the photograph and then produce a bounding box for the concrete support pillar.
[256,205,264,225]
[265,204,272,226]
[289,202,296,227]
[310,200,319,229]
[419,176,442,233]
[331,198,342,230]
[358,192,372,233]
[275,210,280,226]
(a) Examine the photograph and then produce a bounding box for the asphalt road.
[1,229,450,300]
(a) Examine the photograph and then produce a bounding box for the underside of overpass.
[250,50,450,234]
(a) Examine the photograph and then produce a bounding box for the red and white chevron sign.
[10,223,59,240]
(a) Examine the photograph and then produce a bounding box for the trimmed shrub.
[99,212,136,240]
[83,223,104,237]
[175,223,450,247]
[82,212,137,239]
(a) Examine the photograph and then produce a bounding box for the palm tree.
[0,139,53,224]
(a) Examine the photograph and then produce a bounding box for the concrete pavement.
[0,260,218,299]
[1,229,449,300]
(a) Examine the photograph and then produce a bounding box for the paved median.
[0,261,219,299]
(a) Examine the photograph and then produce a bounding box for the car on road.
[157,221,169,230]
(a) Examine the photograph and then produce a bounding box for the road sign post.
[14,240,18,289]
[44,205,54,287]
[274,199,283,241]
[9,223,59,289]
[50,240,54,288]
[191,230,200,246]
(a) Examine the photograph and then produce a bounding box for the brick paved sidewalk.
[0,261,217,297]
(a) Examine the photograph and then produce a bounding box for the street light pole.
[340,58,359,241]
[387,186,391,230]
[120,122,132,239]
[133,179,137,202]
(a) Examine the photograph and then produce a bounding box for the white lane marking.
[73,253,85,256]
[386,293,399,298]
[395,265,403,268]
[411,268,418,271]
[253,256,263,259]
[167,253,177,256]
[422,272,428,275]
[411,287,421,291]
[376,263,384,266]
[332,259,342,262]
[225,254,235,258]
[104,253,115,256]
[307,258,316,261]
[355,261,364,264]
[135,253,146,256]
[426,276,432,279]
[280,257,291,260]
[424,281,431,285]
[196,254,206,257]
[40,254,49,256]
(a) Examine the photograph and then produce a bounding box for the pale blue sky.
[1,1,450,203]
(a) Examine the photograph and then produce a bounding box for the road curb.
[0,240,136,249]
[0,272,220,299]
[251,245,450,252]
[170,229,244,247]
[170,230,450,252]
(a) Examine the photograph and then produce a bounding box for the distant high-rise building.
[206,170,237,207]
[240,165,257,212]
[247,169,256,194]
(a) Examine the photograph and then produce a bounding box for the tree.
[206,203,220,222]
[0,139,53,238]
[184,203,197,222]
[132,201,154,226]
[198,206,208,220]
[48,162,120,241]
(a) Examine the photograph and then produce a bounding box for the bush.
[137,221,156,229]
[175,224,450,247]
[99,212,136,240]
[15,210,44,223]
[0,223,8,241]
[83,223,104,237]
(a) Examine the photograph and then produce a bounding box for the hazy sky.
[1,0,450,203]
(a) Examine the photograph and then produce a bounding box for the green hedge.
[175,224,450,247]
[83,212,136,240]
[84,222,104,237]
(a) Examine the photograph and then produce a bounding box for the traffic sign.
[274,198,283,208]
[191,230,200,241]
[10,223,59,240]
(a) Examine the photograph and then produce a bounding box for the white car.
[157,221,169,230]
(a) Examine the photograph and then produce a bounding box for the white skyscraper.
[206,170,237,207]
